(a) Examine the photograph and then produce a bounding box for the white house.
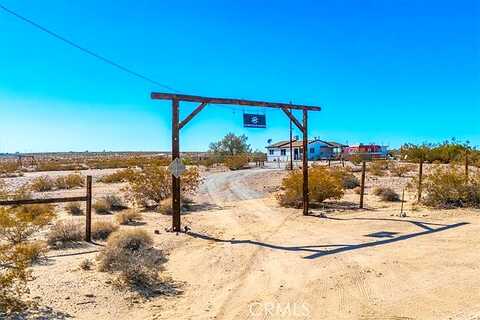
[266,139,341,162]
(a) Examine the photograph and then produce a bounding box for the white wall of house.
[267,140,334,162]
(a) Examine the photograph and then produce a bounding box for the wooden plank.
[281,108,303,131]
[0,196,87,206]
[151,92,321,111]
[179,102,207,129]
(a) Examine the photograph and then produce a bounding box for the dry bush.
[54,173,84,189]
[0,205,55,244]
[125,166,201,207]
[0,207,51,312]
[415,166,480,208]
[157,196,193,215]
[330,168,360,189]
[0,180,7,199]
[96,229,167,291]
[93,195,127,214]
[224,155,249,170]
[368,160,389,176]
[390,163,416,177]
[278,167,344,207]
[98,168,135,184]
[16,241,48,265]
[47,220,84,248]
[372,187,400,201]
[0,243,32,312]
[30,176,55,192]
[80,258,93,271]
[91,220,119,240]
[65,202,84,216]
[0,184,32,202]
[0,161,19,175]
[115,210,143,225]
[36,160,84,172]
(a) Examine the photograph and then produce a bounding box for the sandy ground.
[4,165,480,320]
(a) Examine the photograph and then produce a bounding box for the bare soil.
[4,165,480,320]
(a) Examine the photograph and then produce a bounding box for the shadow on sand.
[186,216,469,259]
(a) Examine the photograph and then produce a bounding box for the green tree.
[209,133,251,156]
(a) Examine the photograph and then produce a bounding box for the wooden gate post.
[85,175,92,242]
[360,161,366,209]
[302,109,309,215]
[172,99,181,232]
[417,157,424,203]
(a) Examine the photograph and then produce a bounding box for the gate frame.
[151,92,321,232]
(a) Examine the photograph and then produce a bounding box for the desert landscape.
[1,154,479,320]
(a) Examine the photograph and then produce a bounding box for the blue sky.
[1,0,479,153]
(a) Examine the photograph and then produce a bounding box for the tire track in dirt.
[200,169,301,319]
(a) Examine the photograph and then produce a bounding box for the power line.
[0,3,180,92]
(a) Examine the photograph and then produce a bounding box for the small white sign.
[168,158,186,178]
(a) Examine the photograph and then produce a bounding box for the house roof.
[267,139,334,149]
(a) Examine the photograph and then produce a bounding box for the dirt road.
[21,168,480,320]
[147,168,480,320]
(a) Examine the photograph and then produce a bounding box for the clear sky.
[1,0,479,153]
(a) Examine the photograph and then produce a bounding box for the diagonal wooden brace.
[179,102,207,130]
[281,108,304,132]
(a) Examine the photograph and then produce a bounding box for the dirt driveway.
[21,168,480,320]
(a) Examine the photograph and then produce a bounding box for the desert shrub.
[65,202,84,215]
[0,207,51,312]
[0,161,19,175]
[278,167,344,207]
[91,220,118,240]
[47,220,84,248]
[98,168,135,184]
[0,184,32,202]
[96,229,167,291]
[349,154,363,165]
[415,166,480,208]
[0,180,6,199]
[55,173,84,189]
[80,258,93,270]
[0,243,32,312]
[368,160,389,176]
[36,160,85,172]
[125,166,201,207]
[390,163,416,177]
[157,196,193,215]
[331,168,359,189]
[93,195,127,214]
[373,187,400,201]
[224,155,249,170]
[17,241,48,264]
[0,205,55,244]
[30,176,55,192]
[115,210,143,225]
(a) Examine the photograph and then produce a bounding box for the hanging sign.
[243,113,266,128]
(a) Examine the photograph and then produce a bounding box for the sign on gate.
[243,113,266,128]
[168,158,186,178]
